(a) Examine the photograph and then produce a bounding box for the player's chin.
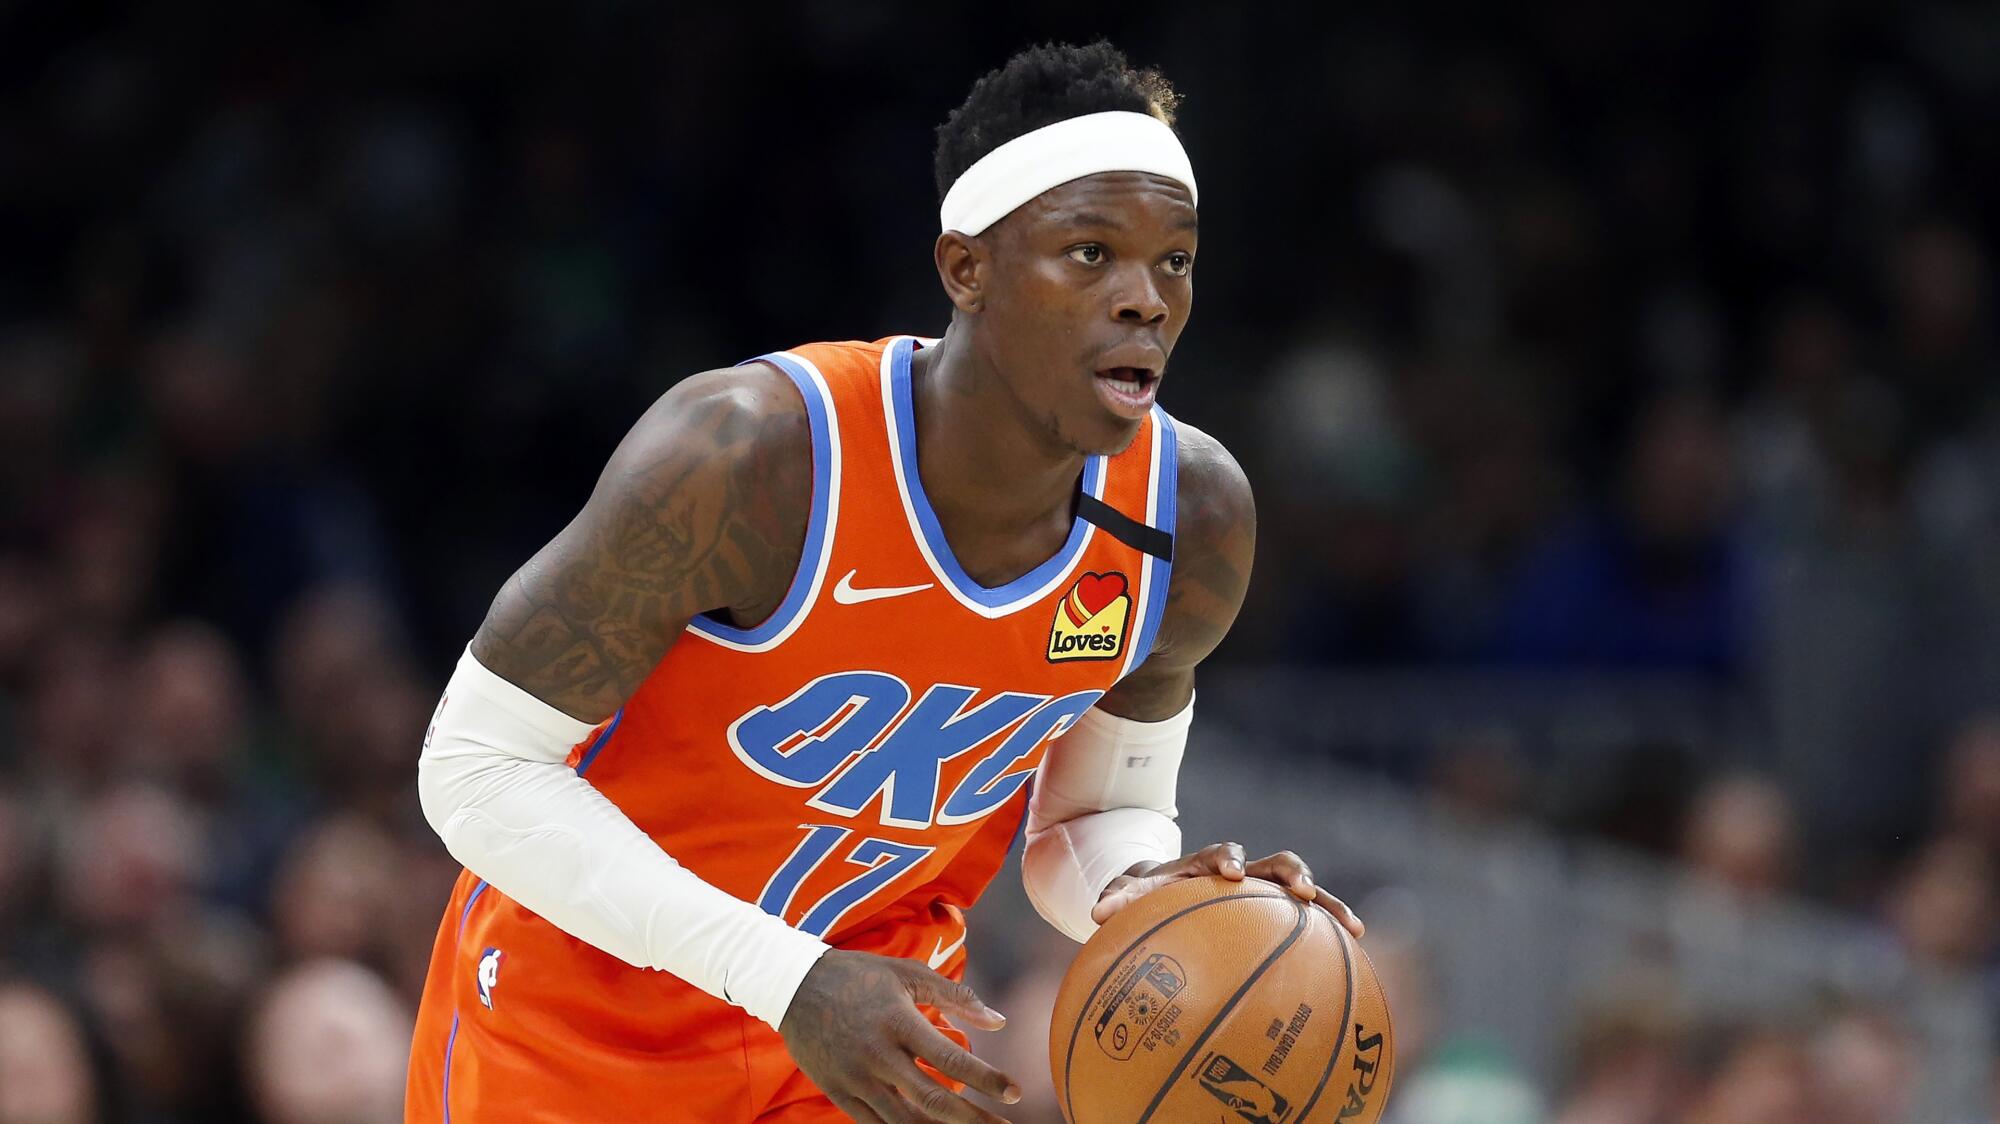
[1069,411,1146,458]
[1064,393,1149,455]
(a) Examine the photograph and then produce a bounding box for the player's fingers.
[1247,850,1313,900]
[1090,874,1146,922]
[1118,843,1235,890]
[843,1044,916,1123]
[1201,840,1247,877]
[898,964,1006,1031]
[1094,844,1241,922]
[832,1093,890,1124]
[901,1016,1022,1105]
[1313,885,1365,938]
[881,1051,1011,1124]
[854,1082,926,1124]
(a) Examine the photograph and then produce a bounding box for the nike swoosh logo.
[927,932,966,970]
[831,570,934,606]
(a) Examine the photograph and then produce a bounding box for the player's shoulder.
[667,360,811,423]
[627,361,813,467]
[1166,416,1254,544]
[619,334,909,482]
[592,362,816,563]
[1097,416,1254,689]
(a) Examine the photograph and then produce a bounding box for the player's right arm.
[419,363,1018,1124]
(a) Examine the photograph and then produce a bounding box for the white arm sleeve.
[417,647,829,1030]
[1020,697,1192,943]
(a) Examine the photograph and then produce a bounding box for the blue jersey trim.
[686,352,835,646]
[890,337,1105,609]
[1125,407,1179,673]
[441,1013,460,1124]
[457,880,491,938]
[572,709,624,777]
[1008,777,1037,853]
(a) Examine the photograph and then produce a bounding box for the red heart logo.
[1075,572,1127,617]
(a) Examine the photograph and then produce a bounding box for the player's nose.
[1112,264,1168,326]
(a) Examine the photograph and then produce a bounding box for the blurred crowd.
[1362,758,2000,1124]
[2,1,1998,1121]
[0,587,457,1121]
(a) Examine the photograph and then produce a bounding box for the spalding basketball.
[1048,875,1394,1124]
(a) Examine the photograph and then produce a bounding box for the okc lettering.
[728,671,1104,828]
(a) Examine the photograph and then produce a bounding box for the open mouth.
[1095,366,1158,394]
[1093,365,1161,415]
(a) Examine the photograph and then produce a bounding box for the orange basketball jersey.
[408,335,1179,1121]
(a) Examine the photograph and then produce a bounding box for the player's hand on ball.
[780,949,1023,1123]
[1090,841,1365,938]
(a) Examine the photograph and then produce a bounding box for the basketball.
[1048,875,1394,1124]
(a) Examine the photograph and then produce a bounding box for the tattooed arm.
[426,363,1023,1121]
[469,362,811,721]
[1071,424,1365,937]
[414,363,825,1019]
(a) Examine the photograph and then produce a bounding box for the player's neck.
[909,330,1088,539]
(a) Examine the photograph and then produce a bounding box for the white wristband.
[418,647,829,1029]
[1023,807,1183,943]
[1021,698,1192,942]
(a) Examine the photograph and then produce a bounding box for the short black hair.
[933,41,1181,202]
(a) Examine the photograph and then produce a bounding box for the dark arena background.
[3,2,2000,1121]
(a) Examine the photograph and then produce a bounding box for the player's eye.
[1161,252,1193,277]
[1067,244,1106,266]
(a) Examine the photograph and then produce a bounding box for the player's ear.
[934,231,987,314]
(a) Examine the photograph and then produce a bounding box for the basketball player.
[406,42,1362,1124]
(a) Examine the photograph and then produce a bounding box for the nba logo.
[477,947,505,1009]
[1193,1052,1292,1123]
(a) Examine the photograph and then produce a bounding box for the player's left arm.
[1025,422,1364,940]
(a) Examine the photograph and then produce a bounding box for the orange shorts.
[406,871,970,1123]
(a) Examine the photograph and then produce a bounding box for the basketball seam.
[1058,890,1293,1124]
[1294,914,1358,1121]
[1132,899,1312,1124]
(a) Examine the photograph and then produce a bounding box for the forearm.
[1023,809,1182,942]
[1020,699,1192,941]
[418,647,828,1029]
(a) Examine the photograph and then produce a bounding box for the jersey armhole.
[683,351,842,652]
[1116,406,1179,680]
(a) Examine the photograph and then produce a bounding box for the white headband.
[939,110,1198,235]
